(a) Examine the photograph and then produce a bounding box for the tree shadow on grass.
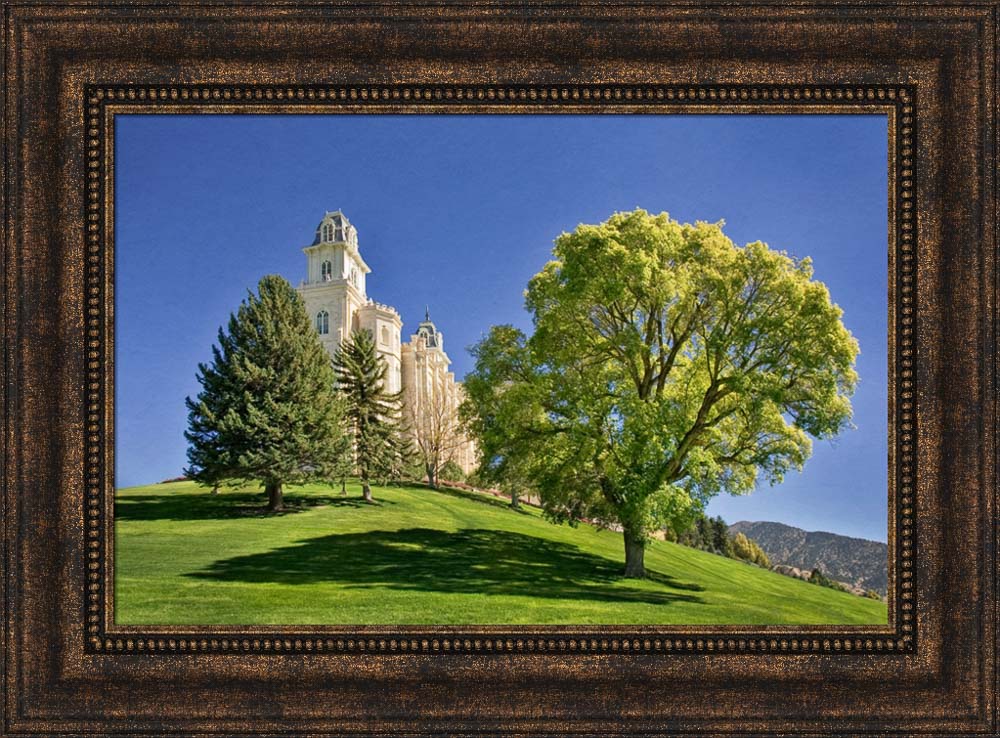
[427,484,535,515]
[185,527,704,606]
[115,492,390,522]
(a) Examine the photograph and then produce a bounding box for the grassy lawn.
[114,480,888,625]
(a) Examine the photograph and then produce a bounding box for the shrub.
[439,460,465,483]
[809,568,848,592]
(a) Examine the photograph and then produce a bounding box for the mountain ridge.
[728,520,888,596]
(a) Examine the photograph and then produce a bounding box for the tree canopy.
[184,275,351,511]
[461,209,859,577]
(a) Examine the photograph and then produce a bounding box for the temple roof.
[416,307,441,348]
[311,210,354,246]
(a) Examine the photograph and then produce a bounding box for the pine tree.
[710,516,733,557]
[695,515,713,551]
[333,329,410,502]
[184,275,351,512]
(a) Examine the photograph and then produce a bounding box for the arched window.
[316,310,329,335]
[381,326,390,345]
[321,260,332,281]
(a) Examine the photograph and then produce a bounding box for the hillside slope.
[729,520,888,595]
[115,481,887,625]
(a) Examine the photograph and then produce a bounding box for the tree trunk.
[622,525,646,578]
[426,464,437,489]
[509,489,521,509]
[266,481,283,512]
[340,477,347,496]
[361,472,374,503]
[210,484,219,496]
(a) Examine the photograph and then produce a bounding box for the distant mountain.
[729,521,888,596]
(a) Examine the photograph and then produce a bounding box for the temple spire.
[425,305,430,322]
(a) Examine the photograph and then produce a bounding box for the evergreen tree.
[695,516,713,551]
[710,516,733,557]
[184,275,351,512]
[809,567,845,591]
[809,567,829,586]
[333,329,410,502]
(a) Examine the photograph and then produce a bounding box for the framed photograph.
[2,2,997,735]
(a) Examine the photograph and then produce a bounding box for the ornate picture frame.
[2,2,997,735]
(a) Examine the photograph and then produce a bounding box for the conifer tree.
[333,329,411,502]
[184,275,351,512]
[711,516,733,557]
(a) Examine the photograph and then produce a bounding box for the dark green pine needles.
[184,275,351,511]
[333,329,411,502]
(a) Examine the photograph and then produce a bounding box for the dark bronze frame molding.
[88,84,912,657]
[3,4,997,736]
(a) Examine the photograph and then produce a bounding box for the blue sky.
[116,113,888,542]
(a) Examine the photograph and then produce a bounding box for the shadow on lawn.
[115,492,389,522]
[185,527,705,605]
[427,484,535,515]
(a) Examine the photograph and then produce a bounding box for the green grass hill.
[114,480,888,625]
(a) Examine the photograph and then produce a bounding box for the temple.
[296,211,477,475]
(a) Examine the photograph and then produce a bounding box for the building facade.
[296,211,477,475]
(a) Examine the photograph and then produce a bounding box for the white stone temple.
[296,211,477,475]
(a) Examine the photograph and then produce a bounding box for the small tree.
[334,329,410,502]
[732,532,754,562]
[731,532,771,568]
[460,327,542,511]
[809,567,846,591]
[503,477,527,510]
[695,516,714,551]
[676,517,702,548]
[750,539,771,568]
[184,275,351,512]
[710,516,733,557]
[439,460,466,484]
[408,389,467,489]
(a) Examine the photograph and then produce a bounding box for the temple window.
[316,310,329,335]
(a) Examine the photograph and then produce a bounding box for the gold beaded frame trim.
[84,83,915,656]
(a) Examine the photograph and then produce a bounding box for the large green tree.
[462,209,859,577]
[334,329,410,502]
[184,275,351,512]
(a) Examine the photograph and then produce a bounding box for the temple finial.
[425,305,430,322]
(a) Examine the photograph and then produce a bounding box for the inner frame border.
[84,83,914,656]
